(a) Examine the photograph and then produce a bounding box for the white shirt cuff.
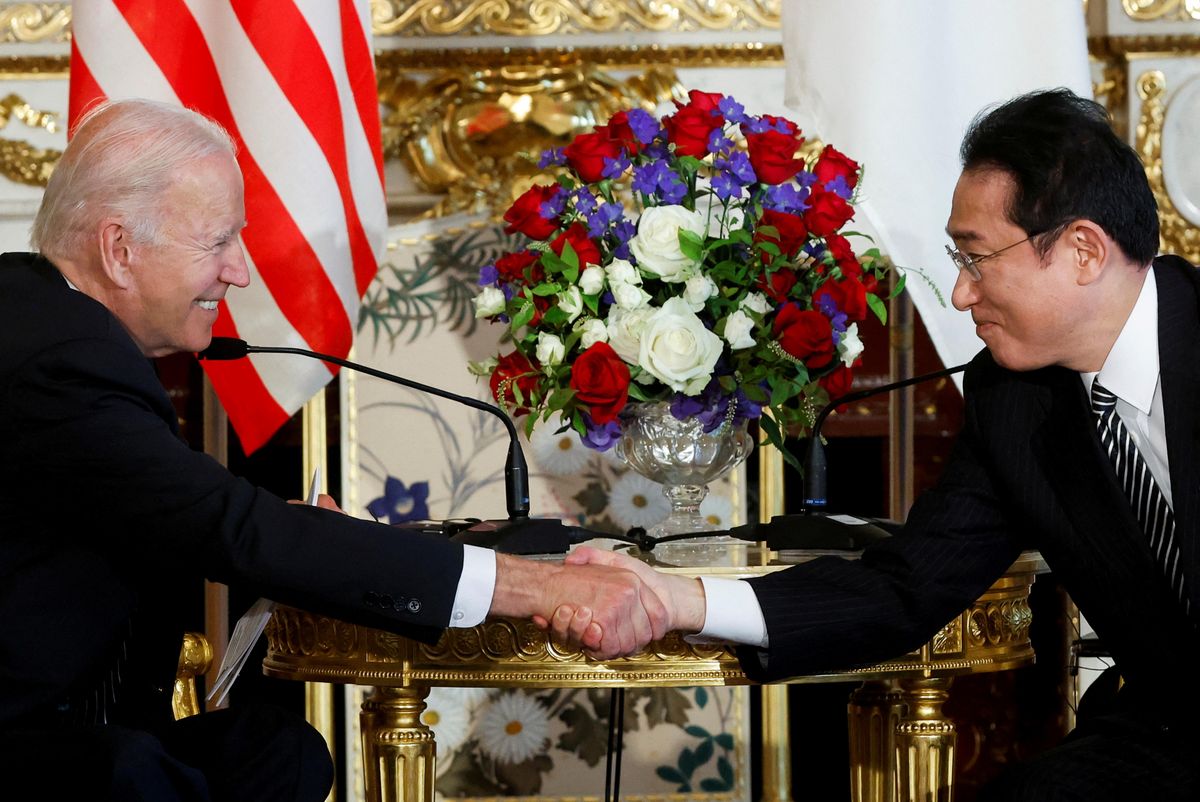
[449,545,495,627]
[695,576,768,648]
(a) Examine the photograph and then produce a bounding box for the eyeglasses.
[945,234,1036,281]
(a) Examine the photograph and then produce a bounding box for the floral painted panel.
[340,213,750,801]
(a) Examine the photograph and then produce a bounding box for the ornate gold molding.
[0,3,70,43]
[1122,0,1200,21]
[0,92,61,186]
[375,42,783,72]
[370,0,780,37]
[1136,69,1200,262]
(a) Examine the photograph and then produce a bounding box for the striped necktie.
[1090,380,1189,614]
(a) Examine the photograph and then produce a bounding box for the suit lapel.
[1154,256,1200,612]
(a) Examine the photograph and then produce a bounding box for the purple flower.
[627,108,661,145]
[670,381,729,433]
[587,202,625,238]
[712,172,743,201]
[502,284,517,301]
[722,151,756,184]
[366,476,430,524]
[796,171,818,189]
[540,190,567,220]
[572,188,597,215]
[772,118,794,134]
[707,128,733,155]
[632,160,687,205]
[764,184,809,214]
[742,115,770,135]
[602,154,631,180]
[478,263,499,286]
[538,147,567,168]
[816,294,848,342]
[824,174,854,200]
[718,96,746,124]
[610,220,636,260]
[581,417,622,451]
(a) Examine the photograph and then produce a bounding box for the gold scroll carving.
[1136,69,1200,262]
[0,92,61,186]
[370,0,781,37]
[1122,0,1200,21]
[0,3,70,43]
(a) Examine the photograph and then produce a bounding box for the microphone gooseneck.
[802,362,968,513]
[199,336,531,520]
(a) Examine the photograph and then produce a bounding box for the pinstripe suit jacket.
[742,255,1200,707]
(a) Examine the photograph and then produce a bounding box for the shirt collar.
[1080,267,1158,414]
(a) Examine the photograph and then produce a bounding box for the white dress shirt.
[1079,268,1172,508]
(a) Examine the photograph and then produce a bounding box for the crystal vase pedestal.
[615,402,753,565]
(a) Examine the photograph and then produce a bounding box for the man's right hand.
[489,552,671,660]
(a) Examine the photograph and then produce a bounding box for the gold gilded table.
[263,552,1043,802]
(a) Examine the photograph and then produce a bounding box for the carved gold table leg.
[894,678,955,802]
[760,685,793,802]
[847,680,906,802]
[360,685,436,802]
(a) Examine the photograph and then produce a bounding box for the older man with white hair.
[0,99,668,800]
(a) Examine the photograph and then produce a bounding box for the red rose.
[550,222,601,269]
[819,364,855,402]
[824,233,862,279]
[814,145,861,190]
[745,128,804,185]
[601,110,641,155]
[757,267,797,303]
[569,342,631,424]
[756,209,809,263]
[814,275,868,322]
[804,187,855,238]
[861,273,880,295]
[772,304,834,368]
[495,249,543,284]
[503,184,563,240]
[677,89,725,115]
[664,105,723,159]
[564,130,623,183]
[490,350,541,415]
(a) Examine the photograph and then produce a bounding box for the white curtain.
[782,2,1092,376]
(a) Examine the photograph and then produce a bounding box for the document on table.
[207,468,321,706]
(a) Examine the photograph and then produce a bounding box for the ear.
[1064,220,1110,286]
[98,219,135,289]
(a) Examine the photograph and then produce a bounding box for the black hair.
[960,88,1159,265]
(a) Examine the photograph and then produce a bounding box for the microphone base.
[449,517,593,555]
[754,513,896,551]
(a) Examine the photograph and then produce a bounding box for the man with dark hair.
[562,88,1200,799]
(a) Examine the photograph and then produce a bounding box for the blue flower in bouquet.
[367,476,430,524]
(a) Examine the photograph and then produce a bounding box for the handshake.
[491,547,709,660]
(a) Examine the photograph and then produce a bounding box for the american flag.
[70,0,387,453]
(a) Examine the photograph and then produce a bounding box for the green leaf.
[556,702,611,768]
[530,282,560,296]
[541,251,568,275]
[701,778,732,793]
[678,228,704,262]
[656,767,687,786]
[626,381,650,402]
[685,724,711,739]
[867,292,888,324]
[717,756,735,786]
[510,299,535,332]
[542,306,569,326]
[678,747,696,778]
[693,739,714,766]
[715,733,735,751]
[583,292,600,315]
[694,687,709,709]
[546,386,576,409]
[889,271,908,298]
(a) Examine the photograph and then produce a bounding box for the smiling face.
[947,168,1091,372]
[118,152,249,356]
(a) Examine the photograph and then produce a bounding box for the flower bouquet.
[471,90,895,534]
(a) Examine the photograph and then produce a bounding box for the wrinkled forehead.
[946,167,1019,242]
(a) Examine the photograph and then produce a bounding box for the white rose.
[628,205,705,282]
[638,297,723,394]
[838,323,864,367]
[557,285,583,322]
[473,286,506,318]
[579,265,606,295]
[606,306,655,363]
[604,258,640,286]
[611,281,652,311]
[683,274,718,312]
[575,317,609,349]
[536,332,566,365]
[723,309,756,350]
[739,291,772,315]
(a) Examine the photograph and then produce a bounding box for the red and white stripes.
[70,0,386,452]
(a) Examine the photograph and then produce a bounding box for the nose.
[950,268,978,312]
[221,242,251,289]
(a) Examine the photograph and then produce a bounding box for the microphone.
[754,362,968,550]
[198,337,591,554]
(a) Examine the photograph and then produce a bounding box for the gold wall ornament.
[375,42,784,72]
[0,135,59,186]
[0,92,60,133]
[370,0,781,37]
[379,61,680,214]
[1122,0,1200,21]
[0,3,71,43]
[1136,69,1200,262]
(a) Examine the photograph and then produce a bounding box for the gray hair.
[31,98,236,261]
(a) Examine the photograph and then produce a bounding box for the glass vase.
[615,402,753,563]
